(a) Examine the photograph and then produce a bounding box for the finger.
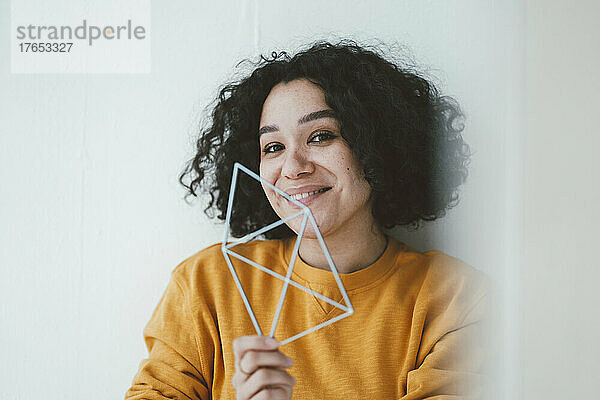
[233,336,280,360]
[233,335,280,374]
[249,385,291,400]
[268,384,292,399]
[240,349,294,375]
[232,370,246,389]
[238,368,295,400]
[233,351,292,389]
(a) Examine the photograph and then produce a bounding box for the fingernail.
[266,337,279,346]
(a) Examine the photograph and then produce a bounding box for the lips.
[281,186,332,207]
[288,187,330,200]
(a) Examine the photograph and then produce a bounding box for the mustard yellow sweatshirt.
[125,236,492,399]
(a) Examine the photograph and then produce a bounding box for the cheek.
[261,187,275,208]
[259,163,278,203]
[341,156,371,200]
[259,159,278,181]
[357,178,372,202]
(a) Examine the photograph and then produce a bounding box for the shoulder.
[421,250,491,296]
[412,249,493,326]
[168,239,286,295]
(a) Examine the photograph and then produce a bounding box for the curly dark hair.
[179,39,470,239]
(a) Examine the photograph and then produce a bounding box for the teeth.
[288,188,328,200]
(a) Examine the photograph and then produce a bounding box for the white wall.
[522,0,600,397]
[2,1,596,399]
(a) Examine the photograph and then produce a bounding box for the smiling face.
[258,78,375,238]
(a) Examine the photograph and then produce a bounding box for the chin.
[282,212,332,240]
[269,199,334,238]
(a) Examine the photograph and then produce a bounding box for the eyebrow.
[258,109,337,137]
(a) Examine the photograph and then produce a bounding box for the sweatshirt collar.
[280,234,407,291]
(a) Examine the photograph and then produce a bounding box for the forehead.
[260,79,328,123]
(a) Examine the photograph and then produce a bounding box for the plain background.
[1,0,598,399]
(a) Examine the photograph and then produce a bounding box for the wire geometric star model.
[221,162,354,345]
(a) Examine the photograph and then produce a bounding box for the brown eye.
[309,131,335,143]
[263,143,284,154]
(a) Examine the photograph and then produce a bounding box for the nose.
[281,146,314,179]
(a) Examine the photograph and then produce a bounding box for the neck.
[297,219,387,274]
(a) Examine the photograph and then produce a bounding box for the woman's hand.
[232,335,296,400]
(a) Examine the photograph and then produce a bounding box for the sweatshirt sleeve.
[401,290,493,400]
[125,273,211,400]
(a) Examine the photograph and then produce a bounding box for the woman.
[125,40,491,400]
